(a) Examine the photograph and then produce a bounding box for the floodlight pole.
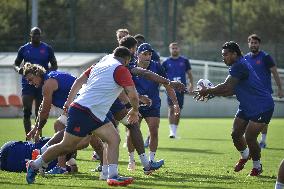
[31,0,38,28]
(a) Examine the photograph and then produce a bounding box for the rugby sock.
[129,152,135,163]
[149,151,156,162]
[240,148,249,159]
[261,134,267,143]
[139,153,150,169]
[102,165,108,177]
[173,124,177,136]
[33,155,48,169]
[253,160,261,169]
[169,124,174,135]
[275,181,284,189]
[40,143,49,154]
[108,164,118,179]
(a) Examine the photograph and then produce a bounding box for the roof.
[0,52,106,67]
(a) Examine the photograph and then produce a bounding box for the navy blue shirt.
[132,60,168,110]
[162,56,191,87]
[16,42,56,86]
[244,51,275,93]
[229,57,274,117]
[43,71,76,108]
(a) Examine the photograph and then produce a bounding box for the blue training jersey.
[244,51,275,94]
[132,60,168,110]
[43,71,76,108]
[229,57,274,117]
[162,56,191,87]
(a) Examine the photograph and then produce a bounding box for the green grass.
[0,118,283,188]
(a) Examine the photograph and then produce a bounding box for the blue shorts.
[235,108,274,124]
[22,83,42,98]
[110,98,126,114]
[66,103,110,137]
[139,108,160,118]
[167,92,184,109]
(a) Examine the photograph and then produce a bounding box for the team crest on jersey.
[40,49,46,54]
[256,60,261,64]
[73,126,80,132]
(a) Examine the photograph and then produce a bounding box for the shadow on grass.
[265,147,284,151]
[184,137,230,142]
[158,147,223,155]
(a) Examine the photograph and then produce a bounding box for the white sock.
[253,160,261,169]
[108,164,118,179]
[240,148,249,159]
[129,152,135,163]
[173,124,177,136]
[169,124,173,134]
[102,165,108,176]
[139,153,150,169]
[33,155,48,169]
[261,134,267,143]
[40,143,49,154]
[275,181,284,189]
[149,151,156,162]
[66,158,76,166]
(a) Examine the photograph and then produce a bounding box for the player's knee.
[231,131,241,142]
[245,134,256,144]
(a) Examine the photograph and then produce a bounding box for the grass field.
[0,118,283,188]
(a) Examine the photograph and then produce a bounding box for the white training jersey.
[74,55,123,121]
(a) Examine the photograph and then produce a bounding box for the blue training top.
[43,71,76,108]
[244,51,275,94]
[162,56,191,88]
[0,138,57,172]
[132,60,168,110]
[16,42,56,86]
[229,57,274,117]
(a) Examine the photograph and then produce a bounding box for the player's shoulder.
[180,55,189,60]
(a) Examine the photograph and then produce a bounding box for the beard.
[250,47,259,54]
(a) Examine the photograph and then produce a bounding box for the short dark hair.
[248,34,261,43]
[119,35,137,49]
[222,41,242,56]
[30,27,41,35]
[113,46,131,59]
[134,34,145,42]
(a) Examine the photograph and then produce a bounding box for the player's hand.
[173,104,180,116]
[193,88,209,101]
[18,67,24,75]
[34,129,41,143]
[63,101,71,114]
[139,95,152,107]
[127,108,139,124]
[188,85,194,94]
[169,81,186,93]
[26,125,37,140]
[278,88,284,98]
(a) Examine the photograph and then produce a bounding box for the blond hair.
[23,63,46,77]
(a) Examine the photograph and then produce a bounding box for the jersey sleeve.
[114,65,135,87]
[83,66,93,77]
[156,62,168,79]
[16,46,25,62]
[229,62,249,80]
[47,45,56,61]
[263,54,275,68]
[184,58,191,71]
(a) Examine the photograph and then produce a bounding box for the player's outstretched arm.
[124,85,139,124]
[64,73,88,111]
[130,67,185,92]
[164,85,180,116]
